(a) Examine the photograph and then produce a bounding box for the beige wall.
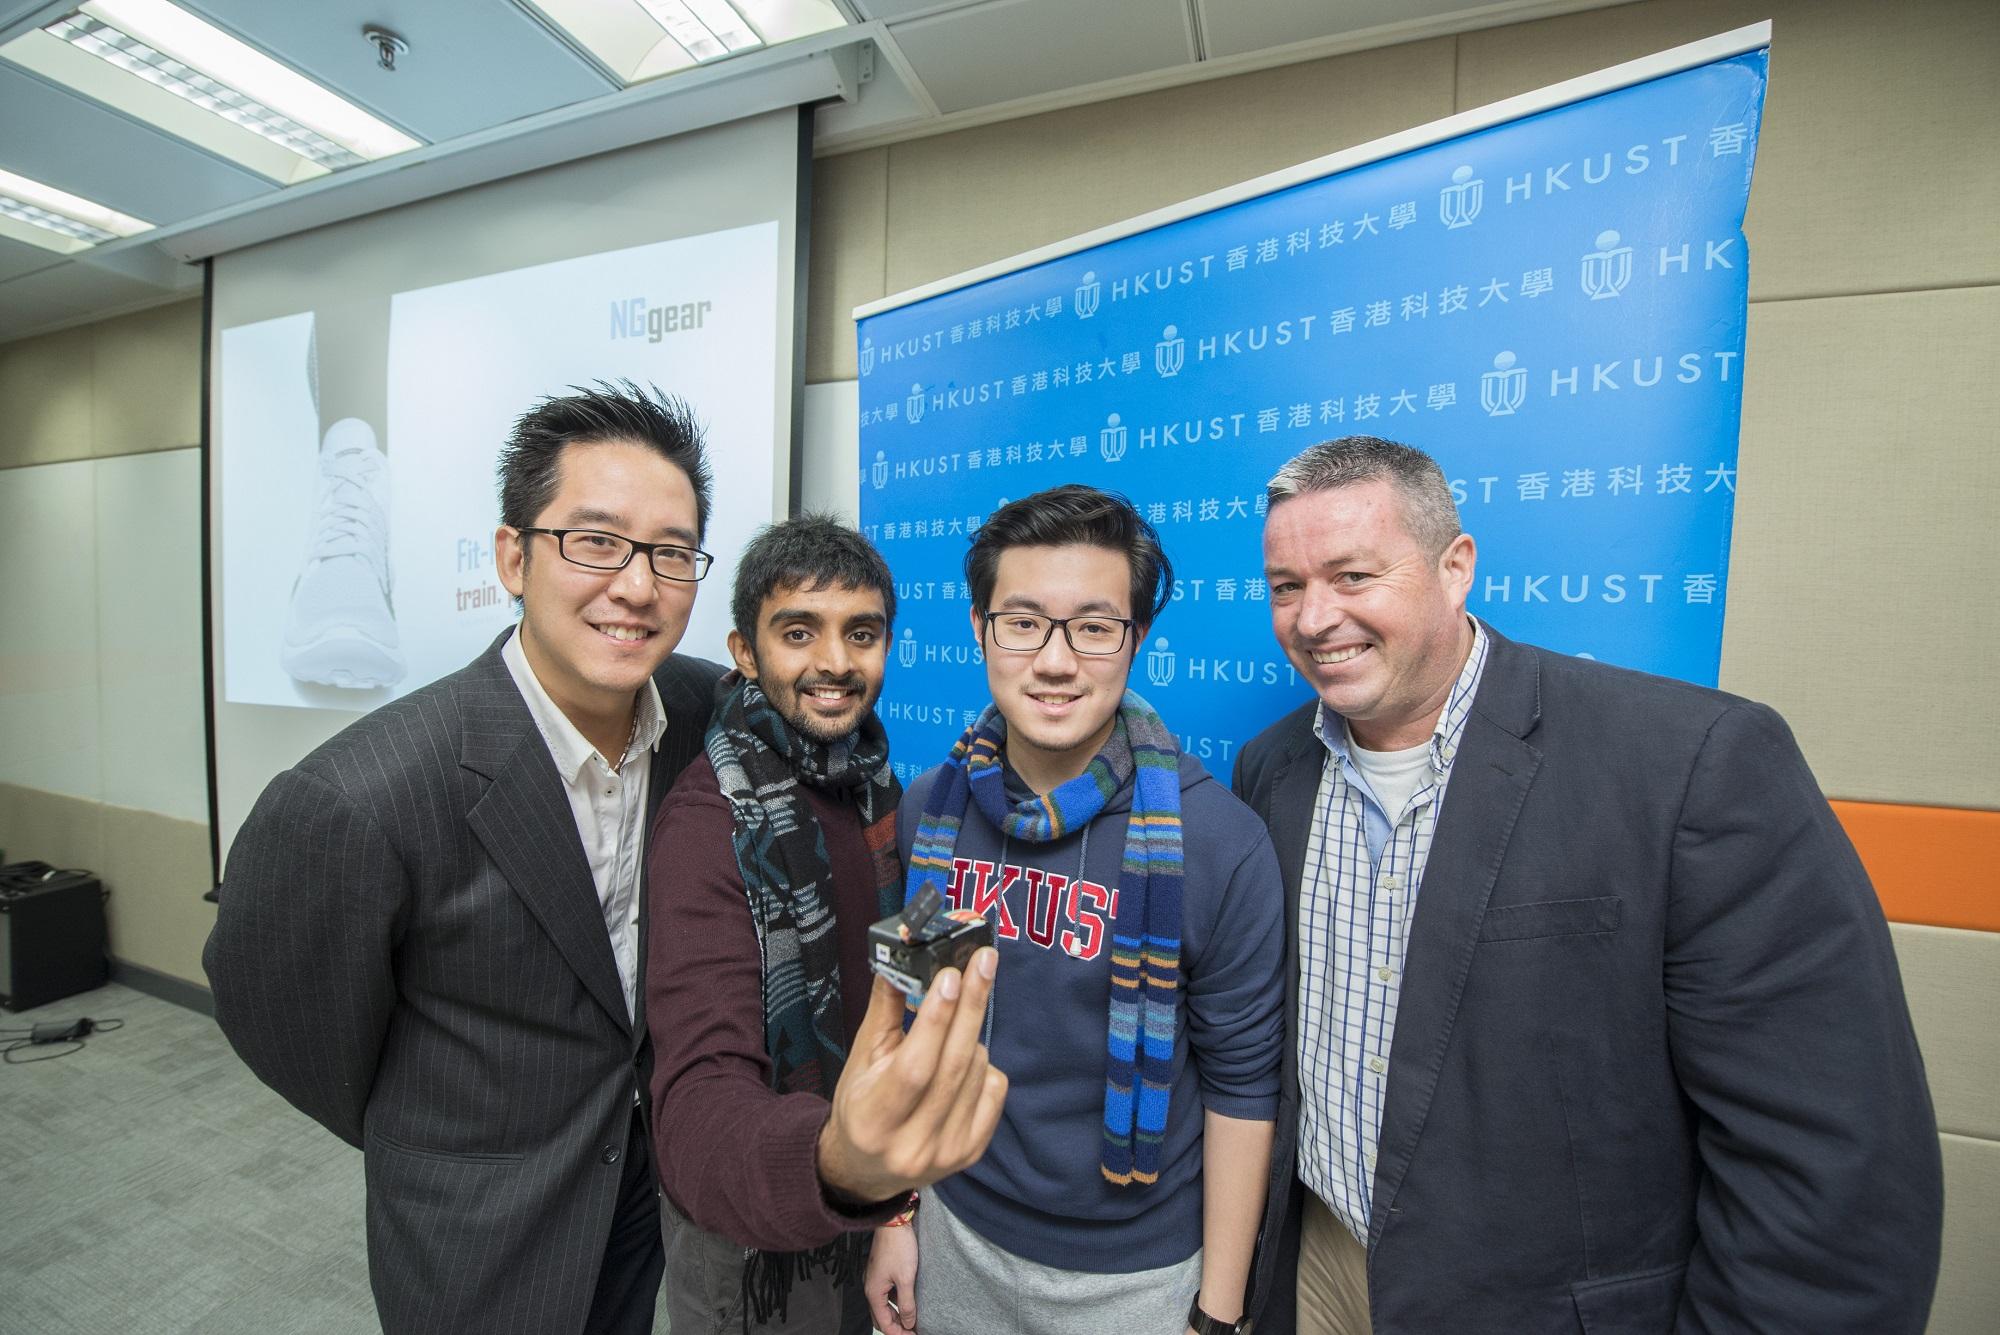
[0,299,201,469]
[0,783,211,988]
[803,2,1997,1329]
[0,298,209,986]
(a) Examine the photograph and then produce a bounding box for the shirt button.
[1377,967,1392,982]
[1382,876,1403,892]
[1442,745,1457,762]
[1368,1057,1387,1075]
[601,1144,621,1165]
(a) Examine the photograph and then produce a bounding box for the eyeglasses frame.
[514,526,713,583]
[980,610,1137,656]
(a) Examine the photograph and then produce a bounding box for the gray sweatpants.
[912,1188,1203,1334]
[660,1195,863,1334]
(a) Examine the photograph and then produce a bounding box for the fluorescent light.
[50,0,419,166]
[685,0,762,52]
[0,197,115,247]
[637,0,730,62]
[519,0,844,85]
[1,28,330,185]
[0,167,151,252]
[48,15,366,168]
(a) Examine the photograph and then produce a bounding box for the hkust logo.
[1581,230,1634,300]
[1482,351,1527,417]
[1075,270,1101,319]
[1440,165,1483,229]
[1100,413,1127,463]
[871,449,888,490]
[609,296,711,342]
[1146,638,1176,688]
[1155,326,1185,378]
[860,336,875,376]
[905,383,926,425]
[893,628,983,668]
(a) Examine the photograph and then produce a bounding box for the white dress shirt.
[502,626,666,1021]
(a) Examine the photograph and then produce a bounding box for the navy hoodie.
[897,747,1284,1274]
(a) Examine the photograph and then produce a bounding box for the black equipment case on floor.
[0,862,109,1012]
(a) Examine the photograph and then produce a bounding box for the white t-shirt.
[1343,721,1434,846]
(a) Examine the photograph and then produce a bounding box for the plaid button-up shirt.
[1296,619,1489,1242]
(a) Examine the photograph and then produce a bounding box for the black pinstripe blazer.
[206,633,722,1335]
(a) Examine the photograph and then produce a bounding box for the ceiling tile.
[890,0,1192,114]
[1198,0,1482,59]
[855,0,985,19]
[0,2,55,35]
[0,63,275,224]
[0,256,177,342]
[0,232,65,284]
[181,0,617,145]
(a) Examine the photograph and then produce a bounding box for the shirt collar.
[1314,617,1490,776]
[501,625,667,782]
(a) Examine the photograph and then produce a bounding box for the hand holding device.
[816,945,1006,1206]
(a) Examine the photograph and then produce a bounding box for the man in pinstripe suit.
[207,384,727,1335]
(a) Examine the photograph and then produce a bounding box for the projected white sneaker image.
[281,418,406,689]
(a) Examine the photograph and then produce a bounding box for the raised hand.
[816,949,1008,1205]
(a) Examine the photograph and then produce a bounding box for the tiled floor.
[0,982,378,1333]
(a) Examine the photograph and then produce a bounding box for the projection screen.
[207,107,805,861]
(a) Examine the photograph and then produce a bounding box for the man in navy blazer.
[1230,436,1941,1334]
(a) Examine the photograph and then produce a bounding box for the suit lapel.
[1267,716,1325,1102]
[460,637,632,1034]
[1369,631,1543,1244]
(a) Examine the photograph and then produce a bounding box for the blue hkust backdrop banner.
[858,48,1768,783]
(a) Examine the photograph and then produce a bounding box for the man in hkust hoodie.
[867,485,1285,1335]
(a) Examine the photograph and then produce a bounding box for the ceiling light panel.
[2,28,330,184]
[638,0,734,62]
[683,0,762,52]
[522,0,845,85]
[2,198,110,240]
[1,0,420,183]
[49,14,367,167]
[83,0,419,157]
[0,165,151,253]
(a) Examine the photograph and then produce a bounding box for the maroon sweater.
[644,751,895,1250]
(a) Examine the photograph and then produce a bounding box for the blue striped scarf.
[905,692,1183,1185]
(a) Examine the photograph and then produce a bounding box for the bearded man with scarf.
[645,515,1007,1334]
[870,487,1285,1335]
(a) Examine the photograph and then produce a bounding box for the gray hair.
[1266,435,1462,555]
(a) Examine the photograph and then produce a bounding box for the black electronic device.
[0,862,109,1012]
[868,887,993,1001]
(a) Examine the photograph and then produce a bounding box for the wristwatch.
[1187,1295,1249,1335]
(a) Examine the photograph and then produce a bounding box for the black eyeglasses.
[516,527,713,582]
[982,611,1135,656]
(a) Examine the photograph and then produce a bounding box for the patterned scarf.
[705,671,903,1323]
[904,691,1184,1185]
